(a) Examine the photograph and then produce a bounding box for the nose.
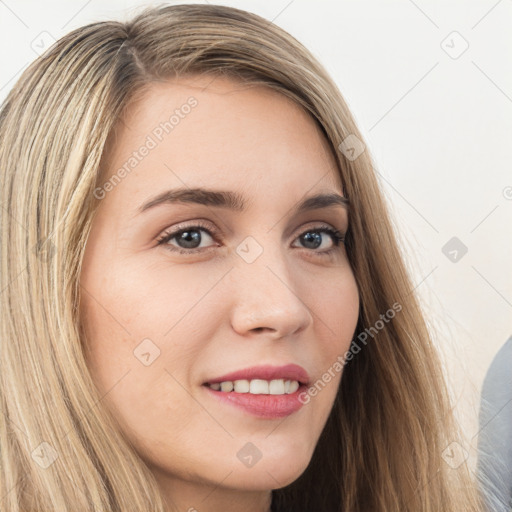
[228,248,313,340]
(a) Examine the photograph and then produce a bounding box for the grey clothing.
[477,336,512,511]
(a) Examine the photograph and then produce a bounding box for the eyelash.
[156,220,346,258]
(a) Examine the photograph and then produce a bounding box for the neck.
[154,471,273,512]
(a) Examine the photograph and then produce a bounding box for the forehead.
[98,75,343,212]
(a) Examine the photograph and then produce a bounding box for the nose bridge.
[228,234,313,337]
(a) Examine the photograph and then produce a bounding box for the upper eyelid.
[157,220,216,240]
[158,219,345,239]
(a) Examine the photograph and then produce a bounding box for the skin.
[79,74,360,512]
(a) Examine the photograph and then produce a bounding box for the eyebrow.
[138,187,349,215]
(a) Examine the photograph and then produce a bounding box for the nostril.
[251,327,276,333]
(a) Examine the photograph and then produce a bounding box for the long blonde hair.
[0,4,483,511]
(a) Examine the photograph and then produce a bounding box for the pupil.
[302,232,321,249]
[179,230,201,248]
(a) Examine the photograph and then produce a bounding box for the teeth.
[234,380,249,393]
[269,379,285,395]
[288,380,299,393]
[207,378,301,395]
[250,379,268,394]
[220,381,233,392]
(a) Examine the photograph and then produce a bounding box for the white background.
[1,0,511,470]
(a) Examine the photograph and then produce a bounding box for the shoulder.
[481,336,512,405]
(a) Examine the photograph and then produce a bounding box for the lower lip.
[202,384,307,418]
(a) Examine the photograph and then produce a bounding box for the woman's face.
[80,75,359,510]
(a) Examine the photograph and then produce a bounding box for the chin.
[226,450,312,490]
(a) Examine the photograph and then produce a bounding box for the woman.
[0,4,484,511]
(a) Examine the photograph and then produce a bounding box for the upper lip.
[204,364,310,385]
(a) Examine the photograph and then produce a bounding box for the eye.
[156,220,218,255]
[292,225,345,256]
[156,221,346,257]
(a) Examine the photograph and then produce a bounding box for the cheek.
[308,269,359,394]
[78,260,212,417]
[78,281,193,452]
[80,258,191,348]
[316,269,359,349]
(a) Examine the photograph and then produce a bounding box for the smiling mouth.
[203,378,302,395]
